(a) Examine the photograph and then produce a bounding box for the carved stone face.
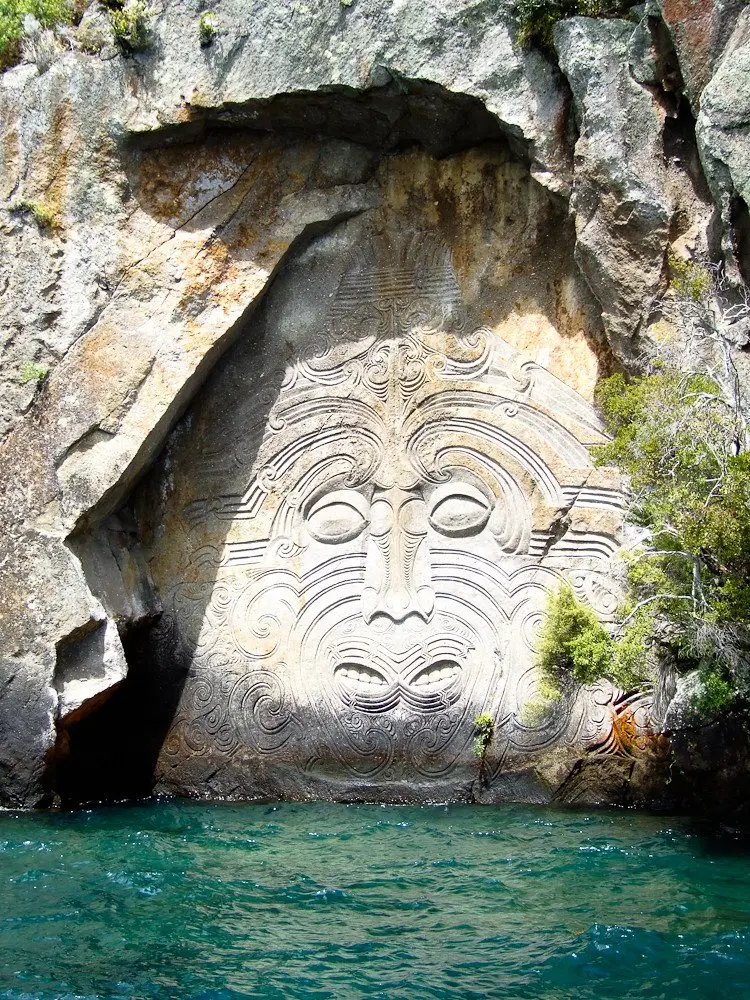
[149,232,637,796]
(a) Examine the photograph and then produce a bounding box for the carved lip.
[333,658,463,714]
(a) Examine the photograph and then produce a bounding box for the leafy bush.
[667,250,712,303]
[0,0,72,70]
[593,365,750,707]
[692,666,736,717]
[472,713,494,759]
[536,582,651,695]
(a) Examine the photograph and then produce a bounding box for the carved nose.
[361,488,435,625]
[363,581,434,625]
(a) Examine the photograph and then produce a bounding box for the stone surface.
[131,165,643,803]
[697,9,750,279]
[555,16,673,357]
[0,0,747,809]
[658,0,746,109]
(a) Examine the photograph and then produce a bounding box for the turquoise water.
[1,802,749,999]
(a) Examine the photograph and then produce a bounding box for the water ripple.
[0,802,748,998]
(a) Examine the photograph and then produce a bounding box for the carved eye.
[306,490,369,544]
[428,483,492,537]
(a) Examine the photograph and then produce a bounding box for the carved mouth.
[411,660,461,688]
[333,658,463,714]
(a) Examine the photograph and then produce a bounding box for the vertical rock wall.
[0,0,747,808]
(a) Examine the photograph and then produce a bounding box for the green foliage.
[101,0,151,53]
[9,197,57,229]
[594,366,750,706]
[0,0,72,70]
[691,666,736,717]
[197,10,214,46]
[538,583,613,684]
[19,359,48,385]
[667,250,712,303]
[536,583,650,694]
[472,712,494,758]
[514,0,623,52]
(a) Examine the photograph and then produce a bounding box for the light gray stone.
[555,16,672,356]
[136,212,638,803]
[0,0,744,808]
[697,10,750,279]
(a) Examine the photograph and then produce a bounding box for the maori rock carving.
[153,229,645,797]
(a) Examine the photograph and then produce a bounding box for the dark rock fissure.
[128,79,512,161]
[48,620,176,807]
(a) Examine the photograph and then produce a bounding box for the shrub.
[667,250,712,303]
[197,10,214,46]
[0,0,72,70]
[537,583,613,683]
[472,712,494,759]
[101,0,151,53]
[19,360,49,385]
[691,666,736,717]
[536,583,651,693]
[594,366,750,708]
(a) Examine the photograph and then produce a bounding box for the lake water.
[1,800,749,999]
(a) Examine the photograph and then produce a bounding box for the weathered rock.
[555,16,672,356]
[658,0,746,109]
[127,151,639,805]
[696,9,750,279]
[0,0,746,809]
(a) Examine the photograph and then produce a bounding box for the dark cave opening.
[48,619,184,807]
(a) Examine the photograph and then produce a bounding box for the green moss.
[101,0,152,53]
[10,197,57,229]
[0,0,73,70]
[514,0,626,53]
[19,359,48,385]
[197,10,214,46]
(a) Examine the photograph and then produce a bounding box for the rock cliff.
[1,0,748,810]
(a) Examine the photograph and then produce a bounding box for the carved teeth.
[335,665,387,687]
[411,663,460,688]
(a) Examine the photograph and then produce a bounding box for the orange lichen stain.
[24,97,79,227]
[490,309,600,400]
[661,0,713,92]
[134,135,259,226]
[608,706,671,760]
[53,318,155,425]
[176,239,232,311]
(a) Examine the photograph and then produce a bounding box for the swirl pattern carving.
[148,228,647,799]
